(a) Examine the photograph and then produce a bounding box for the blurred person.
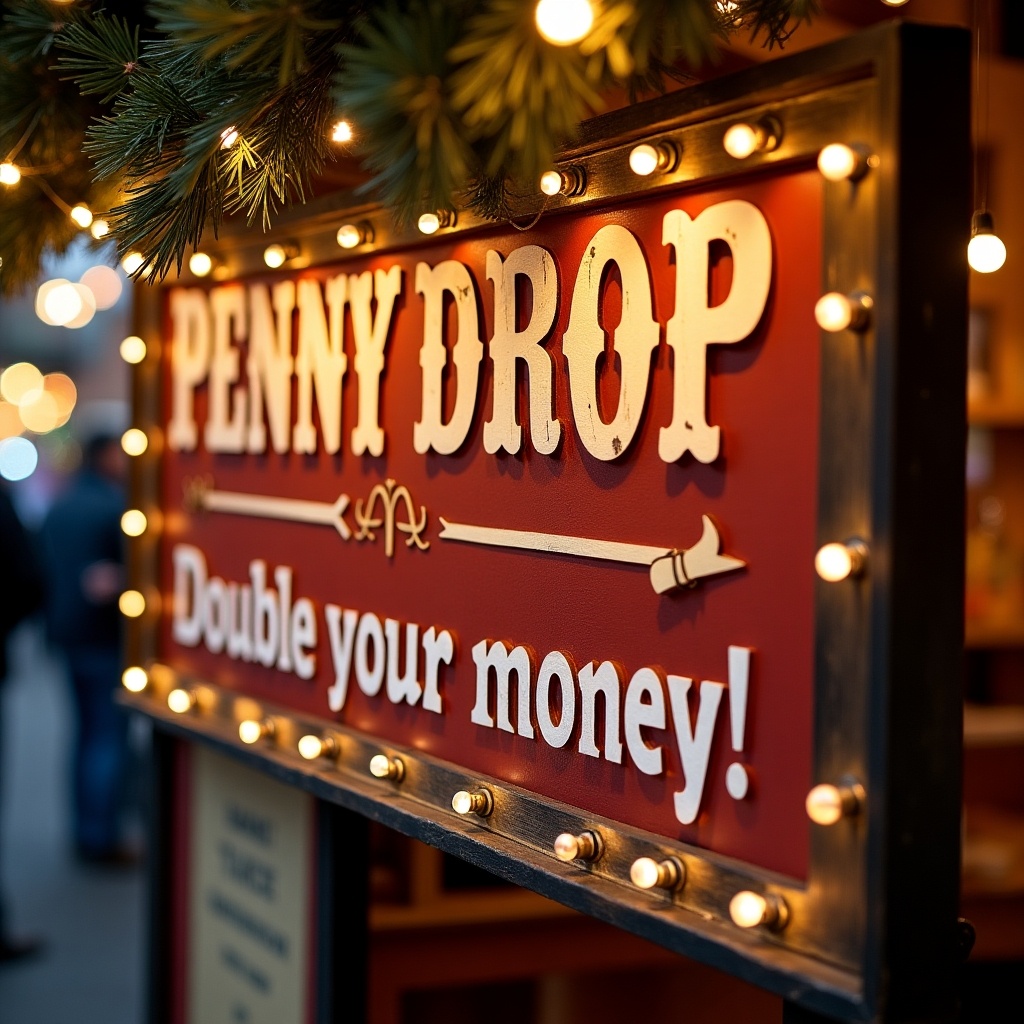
[0,481,47,962]
[39,430,137,865]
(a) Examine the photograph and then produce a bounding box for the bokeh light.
[79,265,123,310]
[0,436,39,481]
[1,362,43,405]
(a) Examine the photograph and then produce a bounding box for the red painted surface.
[158,169,822,880]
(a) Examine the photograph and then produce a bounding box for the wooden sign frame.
[124,22,970,1024]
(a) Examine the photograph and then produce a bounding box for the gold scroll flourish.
[353,478,430,558]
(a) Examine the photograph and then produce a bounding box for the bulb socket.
[452,788,494,817]
[368,753,405,781]
[553,829,602,863]
[805,779,865,826]
[630,855,686,892]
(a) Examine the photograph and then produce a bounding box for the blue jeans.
[65,647,129,855]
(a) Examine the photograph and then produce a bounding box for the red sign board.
[159,171,821,879]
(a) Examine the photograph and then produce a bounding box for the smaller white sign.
[187,746,313,1024]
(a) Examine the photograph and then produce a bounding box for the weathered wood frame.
[125,22,970,1023]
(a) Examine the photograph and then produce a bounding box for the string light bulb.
[119,336,147,364]
[121,427,149,456]
[729,890,789,930]
[331,120,353,143]
[90,218,110,239]
[539,166,587,197]
[628,141,680,177]
[220,126,239,149]
[417,210,455,235]
[553,830,602,863]
[122,252,145,275]
[815,540,868,582]
[121,666,148,693]
[70,204,93,229]
[0,162,21,186]
[121,509,148,536]
[968,211,1006,274]
[817,143,870,182]
[630,856,685,892]
[535,0,594,45]
[118,589,146,618]
[451,788,494,817]
[189,252,214,277]
[368,753,405,781]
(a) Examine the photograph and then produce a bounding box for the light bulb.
[120,336,147,364]
[805,782,864,825]
[167,688,196,714]
[122,666,148,693]
[118,589,146,618]
[881,1,910,6]
[729,891,788,930]
[628,142,679,177]
[417,213,440,235]
[0,162,21,186]
[336,222,371,249]
[70,204,93,229]
[121,428,148,456]
[189,252,213,277]
[553,830,601,862]
[968,212,1006,273]
[263,243,295,269]
[121,509,148,536]
[369,754,404,780]
[298,734,328,760]
[630,856,685,891]
[817,143,861,182]
[539,170,563,196]
[815,540,867,582]
[814,291,872,332]
[90,218,110,239]
[331,119,353,143]
[451,789,493,817]
[122,251,145,275]
[238,718,267,744]
[723,118,780,160]
[220,126,239,149]
[535,0,594,45]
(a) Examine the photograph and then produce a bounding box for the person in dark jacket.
[0,481,47,962]
[39,430,135,864]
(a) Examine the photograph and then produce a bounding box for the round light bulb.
[535,0,595,45]
[882,1,910,6]
[815,542,857,582]
[805,784,845,826]
[629,144,661,176]
[723,123,759,159]
[263,244,287,268]
[553,833,581,861]
[968,232,1006,274]
[120,336,147,364]
[122,251,145,275]
[814,292,854,332]
[452,790,474,815]
[118,589,146,618]
[0,162,21,186]
[331,120,353,143]
[122,666,148,693]
[369,753,403,779]
[336,224,362,249]
[167,688,195,714]
[220,126,239,149]
[121,428,149,457]
[539,170,563,196]
[238,719,264,744]
[70,204,93,229]
[630,857,662,889]
[729,890,769,928]
[189,252,213,277]
[817,143,859,182]
[298,734,324,760]
[121,509,148,537]
[90,218,110,239]
[417,213,440,235]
